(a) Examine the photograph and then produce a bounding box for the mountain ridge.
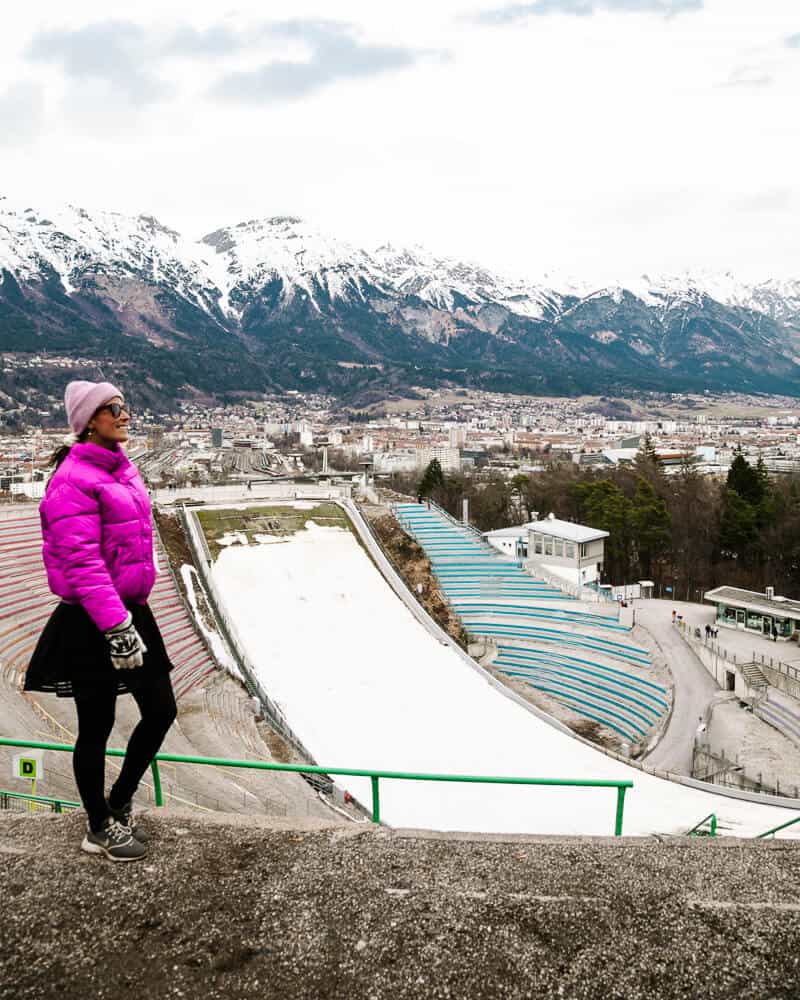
[1,195,799,410]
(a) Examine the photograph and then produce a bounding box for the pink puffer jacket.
[40,442,156,632]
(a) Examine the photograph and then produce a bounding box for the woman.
[25,380,177,862]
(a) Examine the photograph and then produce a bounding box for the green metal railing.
[686,813,717,837]
[0,737,633,836]
[0,789,81,812]
[755,815,800,839]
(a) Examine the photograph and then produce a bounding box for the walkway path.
[619,600,719,774]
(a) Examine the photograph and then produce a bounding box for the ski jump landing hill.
[191,497,800,839]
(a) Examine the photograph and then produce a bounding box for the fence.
[152,482,352,506]
[0,789,80,813]
[692,741,800,800]
[0,737,633,836]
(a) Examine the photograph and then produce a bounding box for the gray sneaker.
[81,817,147,862]
[108,800,150,844]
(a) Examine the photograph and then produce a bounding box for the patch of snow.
[218,531,249,547]
[251,533,289,545]
[179,563,242,681]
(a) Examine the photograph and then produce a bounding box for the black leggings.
[73,672,177,831]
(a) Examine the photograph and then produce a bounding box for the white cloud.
[209,20,443,103]
[472,0,703,24]
[0,0,798,282]
[27,21,172,106]
[0,81,44,145]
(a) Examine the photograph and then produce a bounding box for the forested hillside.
[412,444,800,598]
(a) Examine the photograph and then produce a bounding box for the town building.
[703,586,800,641]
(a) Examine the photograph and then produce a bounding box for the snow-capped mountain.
[1,195,799,409]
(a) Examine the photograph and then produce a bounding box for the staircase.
[755,690,800,748]
[741,661,769,691]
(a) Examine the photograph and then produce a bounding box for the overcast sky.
[1,0,798,283]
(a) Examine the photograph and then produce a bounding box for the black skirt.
[24,602,175,699]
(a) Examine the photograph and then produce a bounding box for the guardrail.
[686,812,717,837]
[0,789,80,812]
[755,814,800,839]
[0,737,634,836]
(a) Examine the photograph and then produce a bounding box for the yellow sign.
[19,758,38,779]
[12,752,45,782]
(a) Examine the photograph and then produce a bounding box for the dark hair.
[49,428,90,469]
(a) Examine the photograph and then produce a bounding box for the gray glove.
[104,613,148,670]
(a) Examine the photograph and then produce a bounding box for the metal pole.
[150,759,164,807]
[371,776,381,824]
[614,786,627,836]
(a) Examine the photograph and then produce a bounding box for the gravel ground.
[3,811,800,1000]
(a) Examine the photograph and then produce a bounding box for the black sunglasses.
[97,402,131,418]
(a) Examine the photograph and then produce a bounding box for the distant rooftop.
[704,586,800,620]
[529,517,609,544]
[483,524,534,539]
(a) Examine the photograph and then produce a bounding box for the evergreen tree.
[718,488,758,559]
[630,477,672,578]
[574,479,634,582]
[633,433,665,490]
[754,455,775,528]
[726,448,763,506]
[417,458,445,500]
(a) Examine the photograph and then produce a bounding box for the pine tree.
[417,458,445,500]
[630,477,672,578]
[633,433,665,489]
[726,447,763,506]
[718,488,758,559]
[574,479,634,582]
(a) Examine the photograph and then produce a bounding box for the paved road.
[626,599,720,774]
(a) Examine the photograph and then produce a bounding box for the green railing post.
[150,759,164,807]
[371,776,381,824]
[710,814,717,837]
[614,785,627,836]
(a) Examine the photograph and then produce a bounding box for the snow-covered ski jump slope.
[207,503,798,838]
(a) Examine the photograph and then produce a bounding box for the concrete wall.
[678,632,757,701]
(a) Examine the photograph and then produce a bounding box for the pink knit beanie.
[64,380,123,435]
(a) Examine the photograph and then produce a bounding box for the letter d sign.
[12,752,44,782]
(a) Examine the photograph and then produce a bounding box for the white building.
[527,515,609,588]
[448,425,468,448]
[415,447,461,473]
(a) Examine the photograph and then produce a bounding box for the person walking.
[25,381,177,862]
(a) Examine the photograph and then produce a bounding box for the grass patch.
[196,503,352,561]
